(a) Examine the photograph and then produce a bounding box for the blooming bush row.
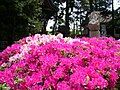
[0,34,120,90]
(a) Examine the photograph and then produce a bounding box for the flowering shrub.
[0,34,120,90]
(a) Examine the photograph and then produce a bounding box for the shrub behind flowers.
[0,34,120,90]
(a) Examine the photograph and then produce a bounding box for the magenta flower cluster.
[0,34,120,90]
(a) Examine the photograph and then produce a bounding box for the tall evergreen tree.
[0,0,42,50]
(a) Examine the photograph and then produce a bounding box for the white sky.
[47,0,120,31]
[114,0,120,10]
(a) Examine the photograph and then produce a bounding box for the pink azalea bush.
[0,34,120,90]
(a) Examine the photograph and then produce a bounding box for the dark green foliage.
[0,0,42,49]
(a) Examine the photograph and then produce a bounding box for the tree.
[42,0,119,38]
[0,0,42,50]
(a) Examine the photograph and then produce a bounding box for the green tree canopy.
[0,0,42,50]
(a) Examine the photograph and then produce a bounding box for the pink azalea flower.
[0,34,120,89]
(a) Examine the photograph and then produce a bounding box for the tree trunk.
[65,0,70,37]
